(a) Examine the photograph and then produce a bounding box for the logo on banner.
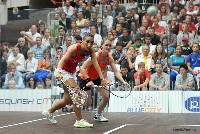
[127,93,161,113]
[185,97,200,112]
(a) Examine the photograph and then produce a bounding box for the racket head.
[108,83,132,98]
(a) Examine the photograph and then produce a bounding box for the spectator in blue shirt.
[31,37,46,61]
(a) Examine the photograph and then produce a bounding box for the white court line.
[179,125,200,127]
[0,112,73,129]
[103,124,143,134]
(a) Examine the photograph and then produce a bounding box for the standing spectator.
[7,47,25,73]
[149,62,169,91]
[175,64,194,91]
[20,25,41,48]
[31,37,46,61]
[23,50,38,86]
[134,62,150,91]
[2,63,25,89]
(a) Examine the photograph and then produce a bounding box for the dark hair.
[2,42,10,46]
[83,33,94,39]
[145,33,152,39]
[120,65,128,69]
[179,63,188,70]
[116,41,123,46]
[28,77,37,89]
[75,35,82,40]
[56,47,62,51]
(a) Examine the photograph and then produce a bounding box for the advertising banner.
[108,91,169,113]
[0,90,56,111]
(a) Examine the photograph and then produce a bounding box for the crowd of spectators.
[0,0,200,91]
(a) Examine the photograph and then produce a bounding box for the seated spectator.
[27,77,37,89]
[120,46,136,76]
[161,36,175,56]
[148,27,161,46]
[16,37,30,60]
[115,65,134,86]
[177,23,194,46]
[153,17,165,37]
[36,82,44,89]
[132,36,144,55]
[31,49,52,83]
[111,41,126,64]
[180,37,192,56]
[23,50,38,86]
[139,34,156,55]
[44,77,52,89]
[2,63,25,89]
[135,45,154,72]
[186,43,200,90]
[31,37,47,61]
[149,62,169,91]
[7,47,25,73]
[175,64,194,91]
[170,46,186,90]
[152,44,168,72]
[178,15,196,37]
[134,62,150,91]
[8,80,16,89]
[20,25,41,48]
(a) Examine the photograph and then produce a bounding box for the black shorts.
[79,77,101,91]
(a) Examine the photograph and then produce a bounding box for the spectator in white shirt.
[62,0,74,18]
[42,29,51,47]
[81,19,91,37]
[90,25,102,48]
[103,9,113,32]
[20,25,41,48]
[7,47,25,73]
[23,49,38,86]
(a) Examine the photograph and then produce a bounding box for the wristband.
[55,68,62,73]
[85,78,91,83]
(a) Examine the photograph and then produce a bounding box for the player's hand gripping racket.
[57,79,88,108]
[87,82,132,98]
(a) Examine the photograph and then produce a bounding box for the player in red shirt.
[42,33,108,128]
[79,39,128,122]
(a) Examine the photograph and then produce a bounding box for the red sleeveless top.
[80,51,110,80]
[62,43,89,74]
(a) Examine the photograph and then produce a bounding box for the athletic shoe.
[42,110,57,124]
[94,113,108,122]
[74,119,93,128]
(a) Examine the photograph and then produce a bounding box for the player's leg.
[42,82,72,124]
[94,87,109,122]
[66,78,93,128]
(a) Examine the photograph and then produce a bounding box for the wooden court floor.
[0,111,200,134]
